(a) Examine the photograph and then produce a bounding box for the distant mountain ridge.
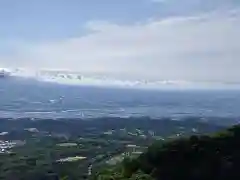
[1,68,240,89]
[0,69,11,78]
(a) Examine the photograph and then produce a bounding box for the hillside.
[0,117,225,180]
[93,125,240,180]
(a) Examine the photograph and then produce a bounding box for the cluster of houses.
[0,140,16,153]
[0,140,25,153]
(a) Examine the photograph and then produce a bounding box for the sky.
[0,0,240,83]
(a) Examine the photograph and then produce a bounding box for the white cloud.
[1,9,240,82]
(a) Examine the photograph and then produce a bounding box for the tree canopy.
[95,125,240,180]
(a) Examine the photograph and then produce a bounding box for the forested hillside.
[93,125,240,180]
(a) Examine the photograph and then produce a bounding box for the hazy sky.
[0,0,240,82]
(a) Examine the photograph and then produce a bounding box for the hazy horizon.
[1,0,240,84]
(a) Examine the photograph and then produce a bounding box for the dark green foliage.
[0,117,229,180]
[96,125,240,180]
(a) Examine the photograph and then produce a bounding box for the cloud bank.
[1,9,240,83]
